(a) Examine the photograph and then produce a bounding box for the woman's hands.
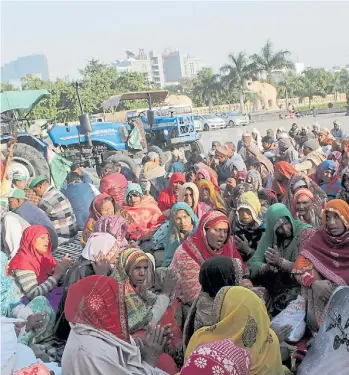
[53,255,73,280]
[312,280,333,302]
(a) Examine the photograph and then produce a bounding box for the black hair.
[262,135,274,144]
[66,172,82,184]
[245,157,260,169]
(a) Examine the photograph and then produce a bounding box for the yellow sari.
[185,286,290,375]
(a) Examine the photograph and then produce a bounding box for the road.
[198,113,349,152]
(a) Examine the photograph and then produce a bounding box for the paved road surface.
[199,113,348,152]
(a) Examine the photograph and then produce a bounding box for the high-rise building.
[115,49,165,87]
[1,54,49,83]
[162,50,205,83]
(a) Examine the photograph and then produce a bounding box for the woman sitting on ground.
[185,286,290,375]
[7,225,72,313]
[197,179,227,215]
[162,202,199,267]
[54,232,119,342]
[123,182,164,241]
[292,199,349,333]
[248,203,312,317]
[272,161,298,202]
[112,248,183,368]
[158,172,185,216]
[81,193,133,245]
[170,211,247,307]
[178,182,211,220]
[196,168,219,190]
[314,160,342,201]
[232,191,265,261]
[1,252,55,349]
[62,275,178,375]
[291,188,322,227]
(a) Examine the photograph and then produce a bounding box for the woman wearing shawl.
[327,150,343,174]
[178,182,212,219]
[93,215,130,252]
[170,211,247,306]
[7,225,72,313]
[81,193,133,245]
[196,168,220,190]
[337,166,349,204]
[62,275,175,375]
[185,286,289,375]
[292,200,349,332]
[123,183,164,241]
[248,204,311,316]
[195,162,220,188]
[198,179,227,215]
[246,169,263,191]
[54,232,119,341]
[1,252,55,348]
[272,161,298,202]
[162,202,199,267]
[314,160,342,201]
[158,172,185,215]
[291,188,322,227]
[233,191,265,261]
[181,339,251,375]
[112,249,183,367]
[297,286,349,375]
[282,172,327,213]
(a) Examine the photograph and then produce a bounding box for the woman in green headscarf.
[248,203,312,316]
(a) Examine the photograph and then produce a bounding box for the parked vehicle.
[1,89,204,181]
[194,116,204,132]
[217,111,250,127]
[194,114,225,131]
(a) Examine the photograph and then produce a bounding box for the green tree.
[251,39,295,81]
[0,82,17,92]
[220,52,258,112]
[192,68,221,109]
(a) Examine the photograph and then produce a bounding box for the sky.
[1,0,349,80]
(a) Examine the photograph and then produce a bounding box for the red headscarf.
[299,199,349,285]
[7,225,56,284]
[291,188,314,217]
[89,193,114,220]
[158,172,185,211]
[64,275,130,341]
[182,211,245,269]
[272,161,298,196]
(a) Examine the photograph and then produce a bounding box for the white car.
[194,114,226,131]
[217,112,250,127]
[194,116,204,132]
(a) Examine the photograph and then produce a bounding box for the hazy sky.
[2,1,349,80]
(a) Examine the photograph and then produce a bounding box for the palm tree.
[192,68,221,110]
[251,39,295,81]
[220,52,258,113]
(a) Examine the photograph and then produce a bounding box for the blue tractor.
[1,89,203,180]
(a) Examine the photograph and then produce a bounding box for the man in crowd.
[61,163,93,190]
[7,188,58,250]
[293,139,326,175]
[330,120,346,139]
[62,172,97,230]
[29,175,78,244]
[12,172,41,205]
[275,138,299,164]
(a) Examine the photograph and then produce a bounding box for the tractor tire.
[10,143,50,180]
[147,145,167,166]
[106,153,138,175]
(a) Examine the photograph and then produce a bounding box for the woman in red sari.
[272,161,298,202]
[158,172,185,215]
[62,275,177,375]
[170,211,247,306]
[292,199,349,333]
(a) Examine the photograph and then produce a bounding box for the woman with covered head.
[185,286,289,375]
[232,191,265,261]
[272,161,298,202]
[314,160,342,201]
[337,166,349,204]
[178,182,211,219]
[162,202,199,267]
[81,193,133,245]
[197,179,227,215]
[196,167,219,190]
[158,172,185,215]
[62,275,177,375]
[282,171,327,213]
[55,232,120,341]
[7,225,72,313]
[248,203,312,316]
[291,187,322,227]
[112,248,183,366]
[292,200,349,333]
[170,211,247,306]
[123,182,164,241]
